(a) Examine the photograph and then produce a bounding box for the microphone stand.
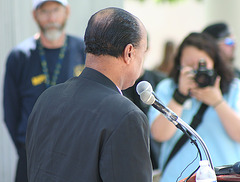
[153,99,214,170]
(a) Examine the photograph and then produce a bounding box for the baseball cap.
[32,0,68,10]
[202,22,231,39]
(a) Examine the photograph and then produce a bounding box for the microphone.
[136,81,215,169]
[136,81,178,125]
[215,161,240,175]
[136,80,153,96]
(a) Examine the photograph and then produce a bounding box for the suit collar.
[80,67,121,94]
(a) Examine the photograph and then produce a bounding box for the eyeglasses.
[223,37,235,46]
[37,7,64,19]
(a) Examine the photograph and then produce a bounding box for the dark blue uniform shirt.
[3,35,86,150]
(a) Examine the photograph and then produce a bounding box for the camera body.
[194,59,217,87]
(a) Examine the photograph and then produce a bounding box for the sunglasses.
[223,37,235,46]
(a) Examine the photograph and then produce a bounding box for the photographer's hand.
[178,66,197,96]
[191,76,240,142]
[190,76,222,106]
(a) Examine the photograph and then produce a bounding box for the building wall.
[0,1,123,182]
[124,0,206,70]
[125,0,240,70]
[1,0,239,181]
[204,0,240,70]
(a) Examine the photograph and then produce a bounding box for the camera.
[194,59,217,87]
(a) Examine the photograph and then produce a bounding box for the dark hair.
[84,7,142,58]
[169,32,234,93]
[156,40,176,75]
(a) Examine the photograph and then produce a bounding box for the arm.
[151,67,197,142]
[191,77,240,142]
[3,51,21,148]
[215,100,240,142]
[99,111,152,182]
[151,99,183,142]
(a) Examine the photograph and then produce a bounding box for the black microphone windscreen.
[215,161,240,175]
[233,161,240,174]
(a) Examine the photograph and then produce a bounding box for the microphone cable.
[153,90,203,181]
[136,81,211,181]
[174,124,202,182]
[176,150,199,182]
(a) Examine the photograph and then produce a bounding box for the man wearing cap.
[3,0,85,181]
[202,22,240,78]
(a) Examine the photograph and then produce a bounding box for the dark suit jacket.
[26,67,152,182]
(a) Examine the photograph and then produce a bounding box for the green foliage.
[155,0,183,2]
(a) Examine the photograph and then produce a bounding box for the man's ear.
[123,44,134,64]
[65,5,70,18]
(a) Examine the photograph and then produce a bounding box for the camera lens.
[194,59,216,87]
[195,73,212,87]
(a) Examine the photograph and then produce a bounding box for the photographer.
[148,32,240,182]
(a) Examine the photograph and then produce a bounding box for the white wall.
[2,0,240,181]
[124,0,206,70]
[204,0,240,70]
[124,0,240,70]
[67,0,123,38]
[0,1,123,182]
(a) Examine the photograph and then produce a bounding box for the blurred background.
[1,0,240,181]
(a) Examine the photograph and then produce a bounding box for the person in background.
[155,40,176,76]
[3,0,86,181]
[26,7,152,182]
[202,22,240,78]
[123,34,165,170]
[148,32,240,181]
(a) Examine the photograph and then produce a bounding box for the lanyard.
[37,37,67,88]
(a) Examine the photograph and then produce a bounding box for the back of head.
[84,7,142,58]
[202,22,230,39]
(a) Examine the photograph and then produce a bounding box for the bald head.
[84,7,143,58]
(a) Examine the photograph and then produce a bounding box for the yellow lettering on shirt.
[31,74,46,86]
[74,65,85,76]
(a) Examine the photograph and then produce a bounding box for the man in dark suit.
[26,7,152,182]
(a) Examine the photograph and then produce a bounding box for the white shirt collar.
[116,86,123,95]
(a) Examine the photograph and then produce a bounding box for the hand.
[190,76,223,106]
[178,66,198,96]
